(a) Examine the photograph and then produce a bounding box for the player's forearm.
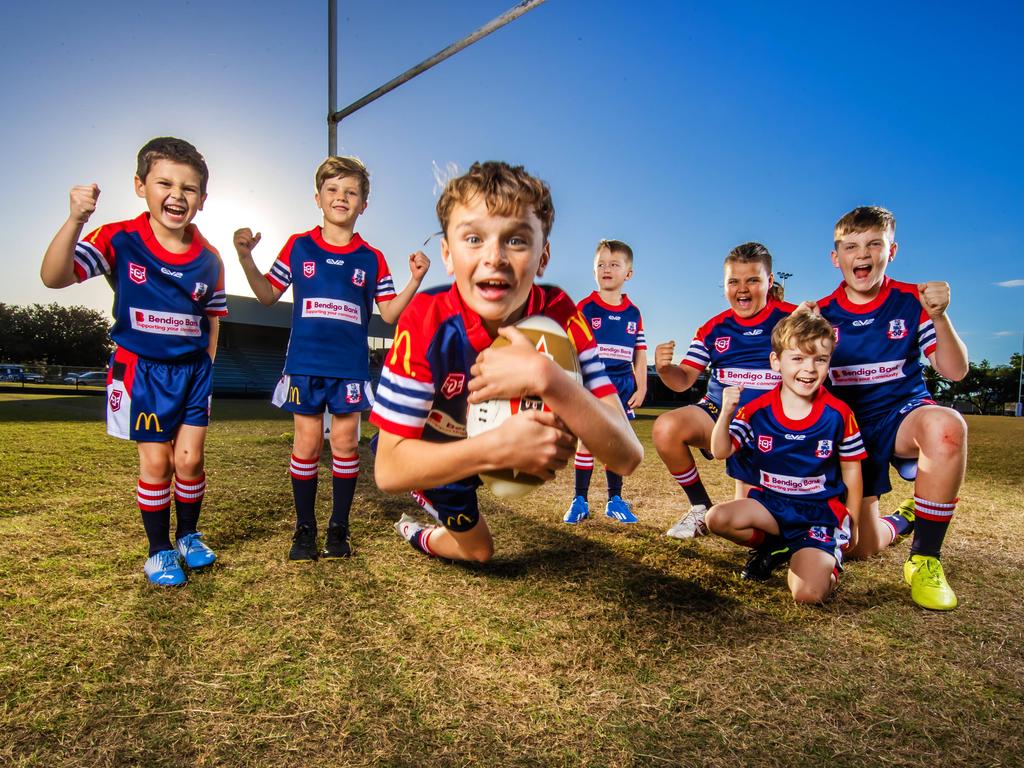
[929,315,969,381]
[709,414,735,459]
[539,372,642,475]
[207,317,220,361]
[657,363,698,392]
[632,350,648,396]
[841,461,863,528]
[374,431,507,493]
[238,255,279,305]
[41,218,83,288]
[377,278,423,324]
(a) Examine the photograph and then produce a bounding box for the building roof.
[223,294,396,338]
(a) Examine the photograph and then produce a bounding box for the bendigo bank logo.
[441,373,465,399]
[129,263,147,285]
[758,434,773,453]
[714,336,730,353]
[303,261,316,278]
[135,412,162,432]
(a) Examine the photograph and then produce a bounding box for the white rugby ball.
[467,314,582,498]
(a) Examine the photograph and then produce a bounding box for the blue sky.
[3,0,1022,363]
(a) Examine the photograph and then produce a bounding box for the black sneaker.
[741,544,791,581]
[289,524,319,561]
[322,525,351,558]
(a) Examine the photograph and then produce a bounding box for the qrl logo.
[887,318,907,340]
[714,337,730,353]
[758,435,773,453]
[303,261,316,278]
[441,373,465,399]
[108,389,122,412]
[591,317,602,330]
[129,263,147,285]
[352,268,366,287]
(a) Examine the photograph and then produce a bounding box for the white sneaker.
[666,505,708,539]
[394,513,423,542]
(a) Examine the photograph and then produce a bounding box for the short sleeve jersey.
[816,278,936,423]
[729,386,867,501]
[682,300,796,408]
[74,213,227,361]
[370,284,617,442]
[266,229,396,379]
[576,292,647,379]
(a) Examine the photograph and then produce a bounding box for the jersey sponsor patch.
[426,408,467,438]
[758,470,827,495]
[597,343,635,362]
[301,297,362,324]
[716,367,780,389]
[129,262,147,285]
[130,308,202,337]
[441,373,465,399]
[829,360,906,386]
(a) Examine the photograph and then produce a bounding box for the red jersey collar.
[768,383,829,430]
[448,283,548,353]
[832,276,893,314]
[136,212,207,265]
[587,291,632,312]
[731,299,777,327]
[310,228,367,254]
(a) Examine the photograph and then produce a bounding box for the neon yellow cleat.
[893,498,916,532]
[904,554,958,611]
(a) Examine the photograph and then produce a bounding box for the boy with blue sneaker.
[41,137,227,586]
[706,310,865,603]
[235,156,429,560]
[564,239,648,524]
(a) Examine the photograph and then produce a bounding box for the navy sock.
[138,479,172,555]
[606,470,623,500]
[173,473,206,540]
[329,454,359,528]
[574,468,593,499]
[290,454,319,529]
[910,518,949,558]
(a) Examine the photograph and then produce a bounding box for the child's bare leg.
[705,498,779,547]
[171,424,209,541]
[787,548,837,604]
[655,406,715,534]
[137,441,175,554]
[414,517,495,564]
[326,412,361,536]
[289,413,326,545]
[847,496,892,558]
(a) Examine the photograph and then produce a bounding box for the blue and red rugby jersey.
[370,284,617,442]
[265,229,396,380]
[729,385,867,503]
[681,299,796,407]
[816,278,937,423]
[74,213,227,361]
[577,292,647,379]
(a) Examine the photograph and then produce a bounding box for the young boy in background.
[813,206,968,610]
[234,156,429,560]
[371,161,643,565]
[706,310,865,602]
[653,243,794,539]
[41,137,227,586]
[564,239,647,524]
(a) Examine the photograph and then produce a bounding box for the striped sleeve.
[266,235,298,291]
[74,225,116,282]
[369,303,435,437]
[564,311,617,399]
[838,407,867,461]
[682,332,710,371]
[635,312,647,351]
[918,308,937,357]
[728,408,753,451]
[206,257,228,317]
[373,248,397,302]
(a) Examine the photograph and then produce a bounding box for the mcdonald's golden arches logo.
[288,386,301,404]
[135,412,162,432]
[389,329,414,376]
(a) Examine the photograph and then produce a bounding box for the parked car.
[0,364,43,383]
[68,371,108,386]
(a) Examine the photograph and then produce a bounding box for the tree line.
[0,303,113,366]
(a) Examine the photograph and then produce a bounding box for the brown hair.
[771,309,835,356]
[436,161,555,239]
[315,156,370,198]
[834,205,895,245]
[136,137,209,195]
[724,242,772,274]
[595,239,634,266]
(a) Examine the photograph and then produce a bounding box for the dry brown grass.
[1,395,1022,767]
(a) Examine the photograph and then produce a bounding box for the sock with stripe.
[330,454,359,528]
[396,515,437,557]
[173,472,206,540]
[138,479,173,555]
[672,465,712,508]
[606,470,623,500]
[574,450,594,498]
[909,496,956,558]
[290,454,319,529]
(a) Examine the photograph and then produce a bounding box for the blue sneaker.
[143,549,187,586]
[605,496,638,524]
[563,496,590,524]
[176,532,217,569]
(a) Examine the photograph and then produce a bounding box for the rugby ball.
[467,314,582,498]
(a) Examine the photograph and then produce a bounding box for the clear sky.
[3,0,1022,363]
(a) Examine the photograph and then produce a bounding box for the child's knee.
[919,409,967,458]
[791,581,831,605]
[704,505,726,533]
[463,540,494,563]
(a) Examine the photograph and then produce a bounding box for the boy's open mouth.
[163,203,187,220]
[852,264,872,280]
[476,278,511,300]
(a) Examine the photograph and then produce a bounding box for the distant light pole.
[1017,332,1023,417]
[774,271,793,302]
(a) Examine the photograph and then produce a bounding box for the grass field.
[1,393,1022,767]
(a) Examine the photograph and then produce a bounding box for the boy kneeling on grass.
[705,310,865,604]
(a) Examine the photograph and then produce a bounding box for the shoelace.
[918,558,944,586]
